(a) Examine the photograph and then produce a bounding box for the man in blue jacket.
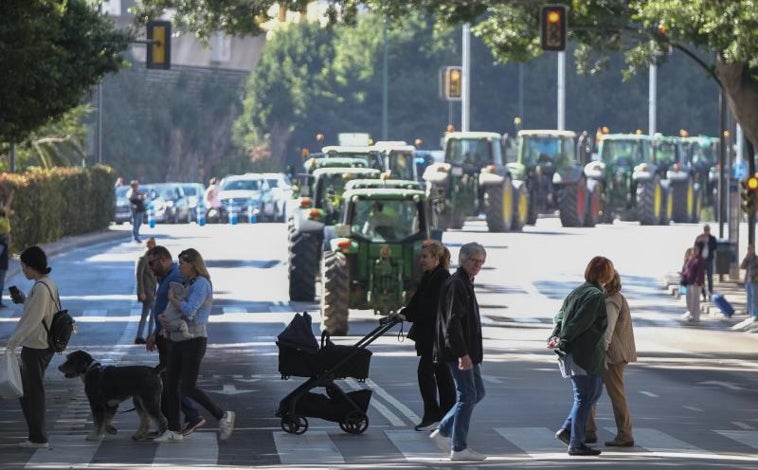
[145,245,205,437]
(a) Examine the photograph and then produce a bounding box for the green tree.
[137,0,757,148]
[0,0,131,144]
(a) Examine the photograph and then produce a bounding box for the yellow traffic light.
[540,5,567,52]
[442,66,462,101]
[741,175,758,214]
[147,21,171,70]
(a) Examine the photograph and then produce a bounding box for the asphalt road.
[1,219,757,469]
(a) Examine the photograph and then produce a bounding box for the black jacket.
[402,265,450,357]
[433,267,483,364]
[694,233,717,262]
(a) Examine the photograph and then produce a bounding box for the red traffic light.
[540,5,567,52]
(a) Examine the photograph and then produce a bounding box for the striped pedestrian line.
[274,430,344,465]
[153,431,219,467]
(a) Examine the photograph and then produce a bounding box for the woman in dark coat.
[402,240,455,431]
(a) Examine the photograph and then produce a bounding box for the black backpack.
[38,281,76,353]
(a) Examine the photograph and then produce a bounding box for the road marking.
[732,421,754,430]
[716,430,758,448]
[360,378,419,426]
[153,430,218,466]
[385,429,446,462]
[343,379,405,427]
[634,427,713,454]
[640,390,659,397]
[682,405,703,412]
[274,430,344,464]
[494,427,570,459]
[24,434,99,469]
[698,380,743,390]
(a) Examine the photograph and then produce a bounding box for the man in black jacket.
[694,224,718,301]
[430,242,487,462]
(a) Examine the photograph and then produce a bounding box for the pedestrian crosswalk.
[16,425,758,468]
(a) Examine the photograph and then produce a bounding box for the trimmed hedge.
[0,165,115,254]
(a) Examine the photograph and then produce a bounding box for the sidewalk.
[665,272,756,332]
[6,226,131,281]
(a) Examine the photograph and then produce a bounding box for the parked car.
[113,186,131,224]
[179,182,206,223]
[216,174,265,223]
[257,172,292,222]
[142,183,191,224]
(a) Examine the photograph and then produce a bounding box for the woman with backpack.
[4,246,59,449]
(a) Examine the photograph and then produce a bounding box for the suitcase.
[711,293,734,318]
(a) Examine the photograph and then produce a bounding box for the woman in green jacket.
[548,256,615,456]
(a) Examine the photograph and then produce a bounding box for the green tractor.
[287,159,381,302]
[679,134,719,213]
[422,131,527,232]
[320,179,430,335]
[372,141,419,182]
[507,130,598,227]
[664,134,701,223]
[585,132,672,225]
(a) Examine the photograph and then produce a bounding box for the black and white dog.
[58,350,167,441]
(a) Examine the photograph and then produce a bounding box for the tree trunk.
[269,121,293,169]
[715,60,758,151]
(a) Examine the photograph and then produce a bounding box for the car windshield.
[387,151,415,180]
[182,185,200,196]
[518,136,574,167]
[446,138,493,166]
[222,179,260,191]
[351,198,421,242]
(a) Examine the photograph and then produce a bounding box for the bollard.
[229,201,238,225]
[147,203,156,229]
[197,203,206,226]
[248,198,257,224]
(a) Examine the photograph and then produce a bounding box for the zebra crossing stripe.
[715,430,758,449]
[153,431,218,466]
[25,434,99,468]
[385,429,445,462]
[494,427,571,459]
[633,428,713,454]
[274,430,344,465]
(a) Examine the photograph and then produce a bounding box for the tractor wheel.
[321,251,350,336]
[428,185,449,231]
[288,227,322,302]
[485,177,514,233]
[671,178,696,223]
[558,176,587,228]
[584,179,602,227]
[692,187,702,223]
[660,183,672,225]
[511,181,528,232]
[637,177,663,225]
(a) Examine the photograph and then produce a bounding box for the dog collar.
[87,361,102,372]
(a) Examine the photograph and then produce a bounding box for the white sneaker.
[218,410,236,441]
[732,317,755,330]
[153,430,183,443]
[18,440,50,449]
[429,429,450,453]
[681,312,693,321]
[451,448,487,461]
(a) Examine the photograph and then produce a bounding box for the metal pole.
[461,24,470,132]
[381,19,388,140]
[648,64,657,135]
[557,51,565,130]
[9,143,15,173]
[518,63,524,124]
[97,81,103,164]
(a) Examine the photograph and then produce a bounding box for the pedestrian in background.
[134,237,157,344]
[585,270,637,447]
[402,240,455,432]
[154,248,235,443]
[430,242,487,462]
[694,224,717,301]
[145,245,205,439]
[0,190,15,307]
[740,244,758,325]
[126,180,147,243]
[4,246,58,449]
[680,245,704,322]
[549,256,615,457]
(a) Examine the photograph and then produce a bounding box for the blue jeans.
[562,374,603,448]
[438,362,485,452]
[747,282,758,319]
[132,210,145,240]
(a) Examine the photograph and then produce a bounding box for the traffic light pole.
[749,138,756,247]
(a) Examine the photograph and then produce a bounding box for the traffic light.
[540,5,567,52]
[741,174,758,214]
[147,21,171,69]
[443,66,462,101]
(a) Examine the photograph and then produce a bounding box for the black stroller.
[275,311,402,435]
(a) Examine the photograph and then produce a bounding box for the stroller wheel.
[281,415,309,434]
[340,411,369,434]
